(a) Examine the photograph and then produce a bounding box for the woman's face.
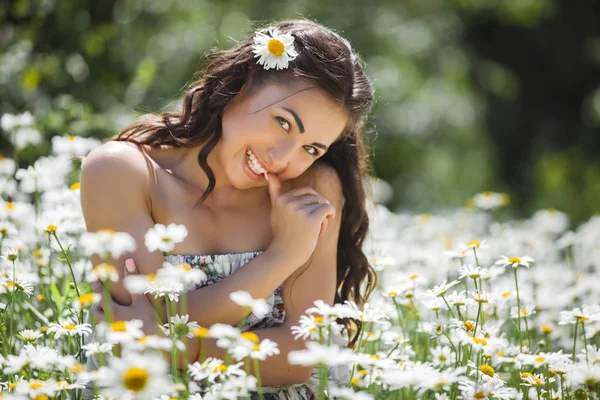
[218,80,349,188]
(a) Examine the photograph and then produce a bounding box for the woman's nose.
[267,137,295,171]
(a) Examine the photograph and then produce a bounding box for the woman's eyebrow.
[282,107,305,133]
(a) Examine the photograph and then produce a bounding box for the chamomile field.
[0,113,599,399]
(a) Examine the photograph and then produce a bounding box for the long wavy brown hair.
[112,19,377,347]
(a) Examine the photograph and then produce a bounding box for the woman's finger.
[90,280,103,295]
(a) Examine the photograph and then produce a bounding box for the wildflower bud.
[45,224,58,233]
[538,340,546,350]
[573,388,588,400]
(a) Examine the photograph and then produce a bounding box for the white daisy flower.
[80,229,136,259]
[18,329,44,342]
[4,276,34,296]
[89,262,119,283]
[494,255,535,269]
[229,290,272,319]
[162,314,199,339]
[252,28,299,70]
[425,279,460,298]
[14,378,58,398]
[145,223,188,253]
[467,360,505,384]
[472,191,510,210]
[95,350,172,399]
[81,341,115,358]
[208,323,242,349]
[458,379,517,400]
[559,304,600,325]
[96,320,146,344]
[47,321,93,338]
[288,341,354,366]
[1,246,18,261]
[73,292,102,309]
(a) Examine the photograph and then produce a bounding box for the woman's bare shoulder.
[81,140,153,185]
[290,161,344,207]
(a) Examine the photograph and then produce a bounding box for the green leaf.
[50,282,63,311]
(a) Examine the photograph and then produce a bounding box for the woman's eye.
[276,116,290,132]
[304,146,319,156]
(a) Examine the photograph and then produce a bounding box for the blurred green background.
[1,0,599,227]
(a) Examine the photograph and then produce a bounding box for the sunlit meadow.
[1,111,600,400]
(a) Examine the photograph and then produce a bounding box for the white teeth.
[246,149,266,175]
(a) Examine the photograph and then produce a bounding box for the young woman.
[80,19,377,398]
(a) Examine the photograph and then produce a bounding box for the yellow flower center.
[387,291,397,297]
[63,324,77,330]
[473,337,487,345]
[578,317,590,323]
[32,396,49,400]
[467,240,480,248]
[359,369,368,376]
[70,182,80,190]
[213,364,227,373]
[78,293,96,307]
[252,344,261,351]
[9,382,16,390]
[71,363,84,373]
[37,294,45,302]
[122,367,149,392]
[497,351,505,356]
[502,292,512,298]
[409,274,418,279]
[521,309,528,316]
[479,364,495,377]
[30,380,43,389]
[508,257,521,263]
[314,316,324,323]
[45,224,57,233]
[97,229,116,235]
[241,331,260,344]
[267,39,285,56]
[111,321,127,332]
[351,377,359,385]
[6,202,14,210]
[474,392,485,399]
[193,327,209,338]
[68,135,76,141]
[464,321,475,332]
[179,263,192,271]
[541,325,552,333]
[535,356,545,362]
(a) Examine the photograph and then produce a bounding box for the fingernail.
[263,173,269,181]
[125,258,135,272]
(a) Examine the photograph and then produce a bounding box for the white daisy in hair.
[252,28,299,70]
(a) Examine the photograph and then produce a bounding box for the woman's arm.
[80,142,308,326]
[176,163,344,385]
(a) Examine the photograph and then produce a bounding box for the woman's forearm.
[178,248,302,327]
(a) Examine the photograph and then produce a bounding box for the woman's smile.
[244,147,268,180]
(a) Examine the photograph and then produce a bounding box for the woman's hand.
[90,259,159,336]
[266,173,336,268]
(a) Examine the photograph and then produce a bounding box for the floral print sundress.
[165,251,349,400]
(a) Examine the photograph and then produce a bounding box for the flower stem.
[253,358,264,400]
[572,321,579,363]
[513,268,522,351]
